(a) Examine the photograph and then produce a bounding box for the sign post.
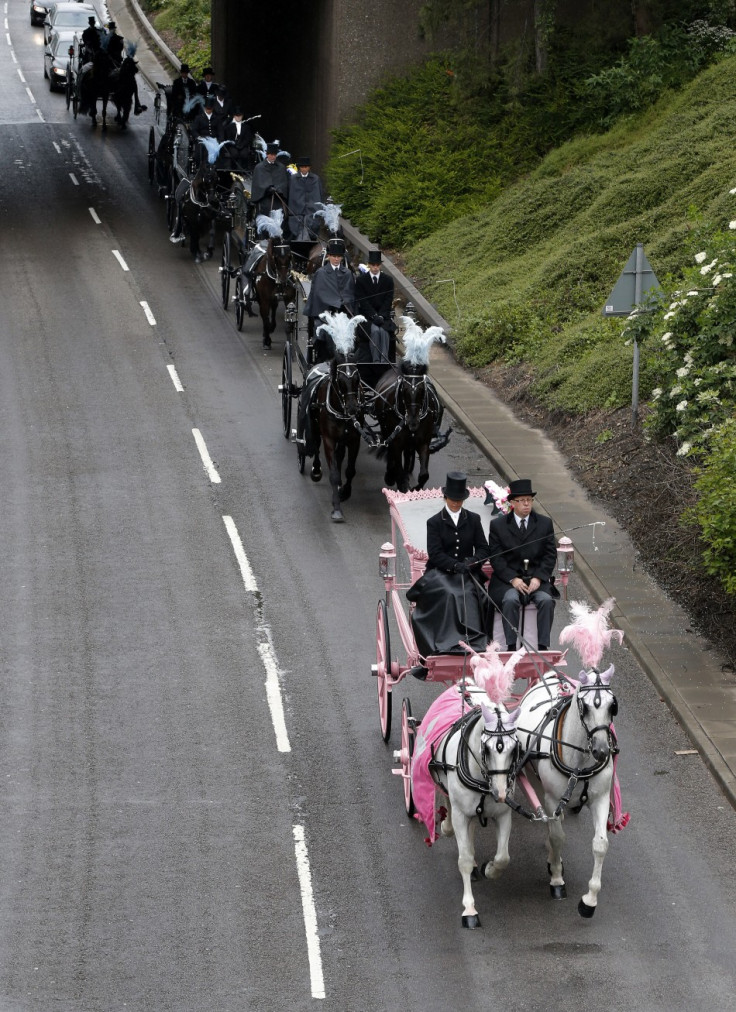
[602,243,661,427]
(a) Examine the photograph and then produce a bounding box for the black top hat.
[442,471,470,501]
[180,63,190,73]
[107,20,116,29]
[326,238,345,256]
[266,142,279,154]
[507,478,536,499]
[204,95,216,108]
[296,157,311,167]
[87,15,96,23]
[202,67,214,76]
[232,106,243,117]
[367,250,382,265]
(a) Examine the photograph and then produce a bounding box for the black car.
[30,0,52,26]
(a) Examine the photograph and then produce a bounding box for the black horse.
[297,354,366,522]
[78,48,115,131]
[251,237,297,348]
[179,159,222,263]
[373,361,445,492]
[111,55,138,129]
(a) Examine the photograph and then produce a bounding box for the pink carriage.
[373,486,574,816]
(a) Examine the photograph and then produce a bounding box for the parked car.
[43,29,76,91]
[30,0,52,27]
[43,2,99,46]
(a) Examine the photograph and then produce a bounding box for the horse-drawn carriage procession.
[65,18,145,130]
[373,478,629,927]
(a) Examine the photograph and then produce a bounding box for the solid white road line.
[222,516,257,592]
[293,825,326,1000]
[112,250,129,271]
[191,428,221,483]
[140,301,156,325]
[167,365,184,392]
[69,173,79,185]
[88,207,101,224]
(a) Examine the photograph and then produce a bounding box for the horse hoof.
[331,510,345,523]
[550,884,567,900]
[204,247,214,261]
[462,914,481,930]
[194,255,204,264]
[310,468,322,483]
[578,899,596,918]
[263,339,272,350]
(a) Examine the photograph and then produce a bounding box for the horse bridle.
[265,243,292,288]
[395,373,430,422]
[325,363,364,422]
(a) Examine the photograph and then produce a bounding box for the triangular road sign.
[602,244,661,317]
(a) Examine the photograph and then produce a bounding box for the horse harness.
[518,676,619,816]
[376,371,441,448]
[428,705,521,826]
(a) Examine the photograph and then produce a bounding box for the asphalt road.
[1,6,736,1010]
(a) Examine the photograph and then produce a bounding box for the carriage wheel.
[148,127,156,185]
[72,84,79,119]
[376,599,393,741]
[234,275,245,331]
[165,179,177,230]
[65,69,72,110]
[295,397,306,474]
[221,232,231,311]
[281,343,293,439]
[400,698,416,816]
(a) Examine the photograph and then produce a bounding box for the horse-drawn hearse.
[279,311,452,522]
[375,485,629,927]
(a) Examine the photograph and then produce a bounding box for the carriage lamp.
[284,302,298,325]
[557,536,575,599]
[379,542,396,581]
[404,302,417,321]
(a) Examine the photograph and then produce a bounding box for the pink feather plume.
[558,598,624,669]
[464,641,525,703]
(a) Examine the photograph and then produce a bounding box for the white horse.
[515,633,622,916]
[429,694,521,929]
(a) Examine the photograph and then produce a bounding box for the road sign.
[602,243,660,316]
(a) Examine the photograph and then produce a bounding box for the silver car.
[43,2,100,46]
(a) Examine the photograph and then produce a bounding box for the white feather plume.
[313,202,342,234]
[183,94,204,115]
[198,137,232,165]
[399,317,447,366]
[253,132,267,159]
[316,312,366,357]
[256,214,283,238]
[125,41,137,58]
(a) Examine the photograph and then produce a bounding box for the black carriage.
[148,82,193,228]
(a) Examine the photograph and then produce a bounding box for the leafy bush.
[683,419,736,593]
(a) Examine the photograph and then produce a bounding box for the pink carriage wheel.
[376,599,393,741]
[400,697,416,816]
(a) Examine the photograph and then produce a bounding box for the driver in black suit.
[353,249,396,385]
[487,478,558,651]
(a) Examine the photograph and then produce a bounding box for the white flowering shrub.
[639,230,736,451]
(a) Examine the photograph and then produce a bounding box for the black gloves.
[373,315,383,326]
[454,561,470,575]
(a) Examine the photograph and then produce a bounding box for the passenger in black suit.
[353,250,396,384]
[487,478,558,651]
[407,473,489,663]
[170,64,198,119]
[223,107,253,171]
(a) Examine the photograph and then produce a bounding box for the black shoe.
[407,665,428,681]
[538,644,549,651]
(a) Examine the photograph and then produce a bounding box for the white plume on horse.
[277,149,291,161]
[125,41,137,58]
[316,311,366,356]
[400,317,447,366]
[255,214,283,238]
[558,598,624,669]
[198,137,232,165]
[313,202,342,234]
[183,94,204,115]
